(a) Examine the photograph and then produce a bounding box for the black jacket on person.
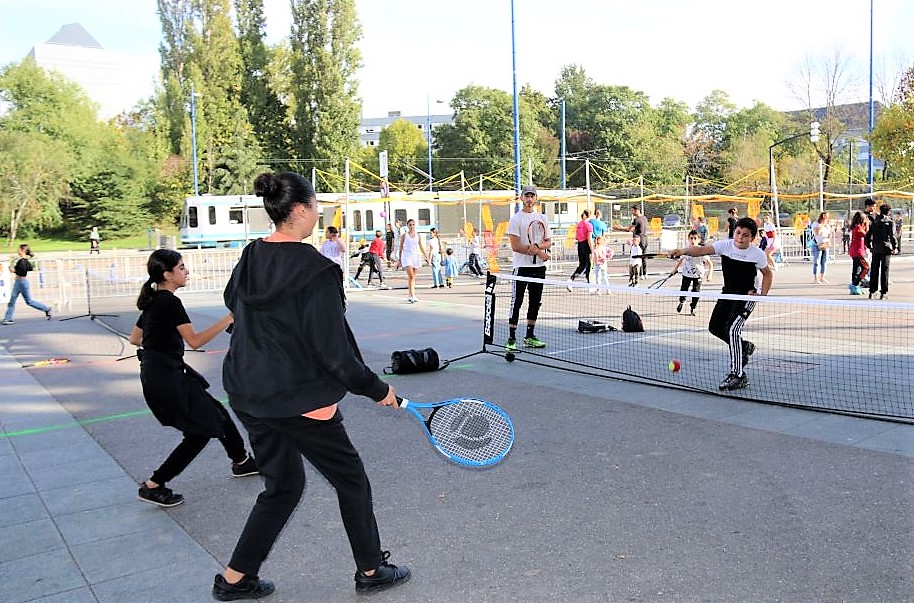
[223,239,388,418]
[864,214,897,255]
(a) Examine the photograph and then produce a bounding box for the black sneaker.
[212,573,275,601]
[231,455,259,478]
[676,302,683,313]
[718,372,749,391]
[45,310,52,320]
[354,551,411,595]
[690,307,696,316]
[138,483,184,507]
[741,340,756,367]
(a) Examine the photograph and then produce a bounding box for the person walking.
[811,211,832,284]
[505,184,552,351]
[384,223,395,266]
[128,249,257,508]
[670,217,773,391]
[865,204,898,300]
[567,209,594,287]
[426,227,444,288]
[397,219,426,302]
[216,171,410,601]
[2,244,52,325]
[367,230,388,288]
[89,226,101,254]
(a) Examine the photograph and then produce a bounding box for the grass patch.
[4,227,179,254]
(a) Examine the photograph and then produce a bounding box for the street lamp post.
[510,0,521,208]
[426,97,444,192]
[190,85,201,197]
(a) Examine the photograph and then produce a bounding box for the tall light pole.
[190,85,201,197]
[426,97,444,192]
[867,0,874,193]
[560,98,567,190]
[510,0,522,209]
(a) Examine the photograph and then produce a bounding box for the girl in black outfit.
[213,171,410,601]
[2,244,51,324]
[128,250,257,508]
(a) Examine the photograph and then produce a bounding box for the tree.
[378,118,427,186]
[235,0,287,163]
[872,65,914,181]
[289,0,363,168]
[434,85,543,185]
[685,90,737,184]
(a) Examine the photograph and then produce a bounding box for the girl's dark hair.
[851,211,864,227]
[687,229,699,237]
[326,226,339,235]
[19,244,33,257]
[253,171,316,224]
[137,249,182,311]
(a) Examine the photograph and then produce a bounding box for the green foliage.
[872,102,914,181]
[434,85,542,184]
[378,119,427,185]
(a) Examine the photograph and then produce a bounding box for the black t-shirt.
[135,290,190,360]
[632,216,648,243]
[12,258,33,277]
[727,217,738,238]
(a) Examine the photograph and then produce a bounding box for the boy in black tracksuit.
[864,204,898,300]
[670,217,773,391]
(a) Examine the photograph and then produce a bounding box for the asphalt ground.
[0,257,912,603]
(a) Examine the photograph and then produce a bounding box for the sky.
[1,0,912,118]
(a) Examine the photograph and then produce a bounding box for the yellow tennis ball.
[668,359,682,372]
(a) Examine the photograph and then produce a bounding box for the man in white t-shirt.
[505,185,552,351]
[671,217,773,391]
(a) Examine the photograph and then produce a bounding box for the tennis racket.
[526,218,549,264]
[648,273,676,289]
[396,397,515,467]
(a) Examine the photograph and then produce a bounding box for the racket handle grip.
[395,396,410,409]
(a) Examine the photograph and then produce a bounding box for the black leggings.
[150,414,248,485]
[851,256,869,286]
[708,298,755,376]
[678,276,701,309]
[509,265,547,327]
[571,240,591,282]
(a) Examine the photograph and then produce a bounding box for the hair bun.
[253,172,278,198]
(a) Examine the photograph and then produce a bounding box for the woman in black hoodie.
[215,172,410,601]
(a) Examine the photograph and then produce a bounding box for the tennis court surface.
[1,258,912,603]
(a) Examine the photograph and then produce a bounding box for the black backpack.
[384,348,449,374]
[622,306,644,332]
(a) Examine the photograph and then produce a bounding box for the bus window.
[418,208,431,226]
[208,206,217,225]
[365,210,374,231]
[188,207,199,228]
[229,208,243,224]
[353,210,362,232]
[394,209,407,224]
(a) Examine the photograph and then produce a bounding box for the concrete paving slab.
[0,492,47,528]
[53,503,178,547]
[0,517,64,563]
[0,548,85,603]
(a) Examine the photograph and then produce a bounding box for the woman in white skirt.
[397,219,426,303]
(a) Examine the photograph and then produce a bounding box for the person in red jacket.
[848,211,869,294]
[367,229,388,288]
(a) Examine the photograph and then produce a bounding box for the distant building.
[788,101,886,173]
[27,23,155,120]
[360,110,454,147]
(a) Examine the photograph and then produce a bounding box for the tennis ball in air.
[668,359,681,372]
[505,352,516,362]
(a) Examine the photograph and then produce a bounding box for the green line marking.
[2,361,478,439]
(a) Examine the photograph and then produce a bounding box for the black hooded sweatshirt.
[223,239,388,417]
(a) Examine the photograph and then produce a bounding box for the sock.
[509,327,517,340]
[526,325,535,339]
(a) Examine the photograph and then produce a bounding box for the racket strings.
[427,400,514,464]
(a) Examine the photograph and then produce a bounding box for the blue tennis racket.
[396,397,515,467]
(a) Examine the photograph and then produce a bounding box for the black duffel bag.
[384,348,449,374]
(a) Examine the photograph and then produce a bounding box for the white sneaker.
[566,279,573,292]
